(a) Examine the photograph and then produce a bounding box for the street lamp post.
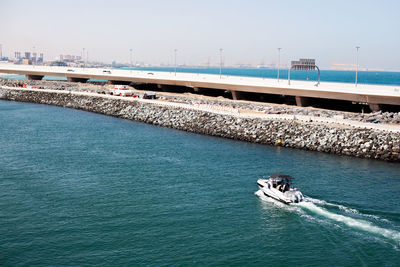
[219,48,223,79]
[355,46,360,87]
[130,48,133,74]
[277,48,282,82]
[33,46,36,68]
[174,49,177,76]
[82,48,85,68]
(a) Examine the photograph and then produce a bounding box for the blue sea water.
[2,67,400,86]
[1,100,400,266]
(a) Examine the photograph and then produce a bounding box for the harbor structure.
[0,64,399,111]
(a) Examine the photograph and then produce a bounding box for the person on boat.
[276,181,282,190]
[282,183,289,192]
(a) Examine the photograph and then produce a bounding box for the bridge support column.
[231,90,243,100]
[67,77,88,83]
[295,96,312,107]
[369,103,382,112]
[193,87,201,93]
[26,75,44,80]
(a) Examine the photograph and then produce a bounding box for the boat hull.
[261,190,291,204]
[257,179,303,204]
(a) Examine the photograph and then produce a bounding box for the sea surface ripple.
[1,100,400,266]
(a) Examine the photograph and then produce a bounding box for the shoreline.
[3,78,400,123]
[1,85,399,162]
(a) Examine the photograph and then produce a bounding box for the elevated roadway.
[1,63,399,110]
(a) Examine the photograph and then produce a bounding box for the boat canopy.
[270,174,294,181]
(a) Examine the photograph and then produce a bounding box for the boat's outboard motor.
[286,190,304,203]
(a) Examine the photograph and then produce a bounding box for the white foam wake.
[256,191,400,243]
[298,201,400,242]
[305,197,389,223]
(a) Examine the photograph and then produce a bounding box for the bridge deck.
[1,64,399,106]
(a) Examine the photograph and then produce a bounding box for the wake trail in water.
[255,190,400,243]
[305,197,390,223]
[298,200,400,242]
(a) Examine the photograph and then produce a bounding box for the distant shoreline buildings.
[10,51,87,67]
[330,62,384,72]
[13,51,44,65]
[0,46,396,72]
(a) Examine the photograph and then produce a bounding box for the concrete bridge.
[1,63,399,111]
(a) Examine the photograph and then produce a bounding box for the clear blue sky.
[1,0,399,70]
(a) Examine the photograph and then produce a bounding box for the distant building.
[38,53,44,63]
[13,51,42,64]
[59,54,81,63]
[50,61,67,67]
[32,52,37,63]
[22,59,32,65]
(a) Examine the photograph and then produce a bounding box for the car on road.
[143,91,157,99]
[110,85,133,97]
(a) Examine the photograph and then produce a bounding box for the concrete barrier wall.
[0,87,399,162]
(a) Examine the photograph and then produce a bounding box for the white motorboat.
[257,174,304,204]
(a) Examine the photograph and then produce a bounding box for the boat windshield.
[269,174,294,190]
[270,174,294,181]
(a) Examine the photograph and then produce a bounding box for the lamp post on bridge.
[33,46,35,68]
[130,48,133,74]
[355,46,360,87]
[277,47,282,82]
[219,48,223,79]
[82,48,85,69]
[174,49,177,76]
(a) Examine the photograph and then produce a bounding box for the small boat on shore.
[257,174,304,204]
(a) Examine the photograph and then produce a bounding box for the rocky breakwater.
[1,87,399,162]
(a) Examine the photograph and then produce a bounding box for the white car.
[112,85,133,97]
